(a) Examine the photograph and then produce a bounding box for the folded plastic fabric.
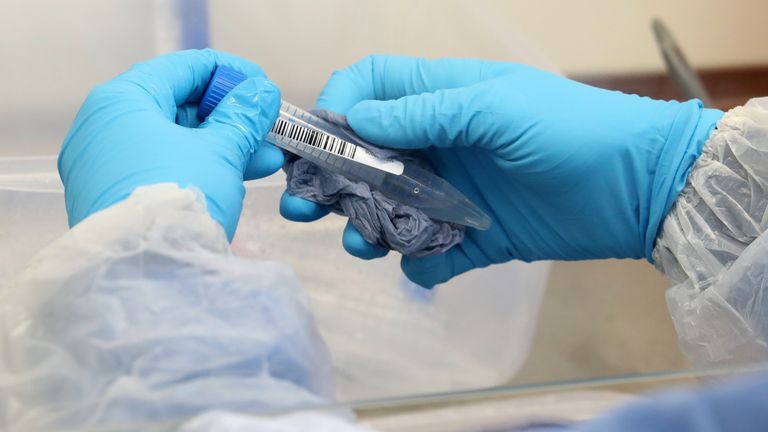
[654,98,768,364]
[180,411,370,432]
[0,184,349,431]
[283,110,464,257]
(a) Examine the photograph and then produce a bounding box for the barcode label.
[269,118,405,175]
[271,118,357,159]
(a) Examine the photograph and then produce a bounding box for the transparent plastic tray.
[0,156,550,404]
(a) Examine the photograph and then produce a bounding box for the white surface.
[4,0,766,121]
[473,0,768,75]
[5,0,766,158]
[210,0,768,79]
[2,0,558,157]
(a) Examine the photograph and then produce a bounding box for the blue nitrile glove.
[59,49,282,240]
[280,55,723,287]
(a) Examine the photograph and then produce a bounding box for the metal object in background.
[652,18,712,106]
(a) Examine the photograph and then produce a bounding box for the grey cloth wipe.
[282,110,464,257]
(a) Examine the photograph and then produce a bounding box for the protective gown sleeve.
[525,98,768,432]
[0,183,365,431]
[653,97,768,365]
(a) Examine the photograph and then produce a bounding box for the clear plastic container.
[0,155,550,402]
[0,157,68,283]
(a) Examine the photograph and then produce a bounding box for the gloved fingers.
[345,84,495,150]
[244,143,285,180]
[342,221,389,260]
[175,102,202,128]
[113,49,266,121]
[316,55,518,115]
[279,192,331,222]
[199,76,281,154]
[400,247,476,288]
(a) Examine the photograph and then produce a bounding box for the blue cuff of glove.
[645,101,724,261]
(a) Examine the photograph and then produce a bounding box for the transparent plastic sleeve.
[653,98,768,364]
[0,184,341,431]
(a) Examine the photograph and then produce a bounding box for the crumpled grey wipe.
[282,110,464,257]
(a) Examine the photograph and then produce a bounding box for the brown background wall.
[576,66,768,111]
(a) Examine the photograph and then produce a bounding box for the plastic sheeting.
[654,98,768,364]
[180,411,369,432]
[0,184,342,431]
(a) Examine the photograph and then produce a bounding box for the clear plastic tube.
[198,66,491,230]
[269,101,491,230]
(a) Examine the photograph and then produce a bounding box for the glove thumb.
[200,76,281,156]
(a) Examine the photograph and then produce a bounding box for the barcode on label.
[271,118,357,159]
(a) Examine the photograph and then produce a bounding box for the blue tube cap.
[197,66,248,120]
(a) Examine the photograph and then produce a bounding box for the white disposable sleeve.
[653,98,768,364]
[0,184,353,431]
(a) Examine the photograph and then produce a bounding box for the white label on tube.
[271,118,404,175]
[350,146,404,175]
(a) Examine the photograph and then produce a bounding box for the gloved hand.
[59,49,282,240]
[280,55,723,287]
